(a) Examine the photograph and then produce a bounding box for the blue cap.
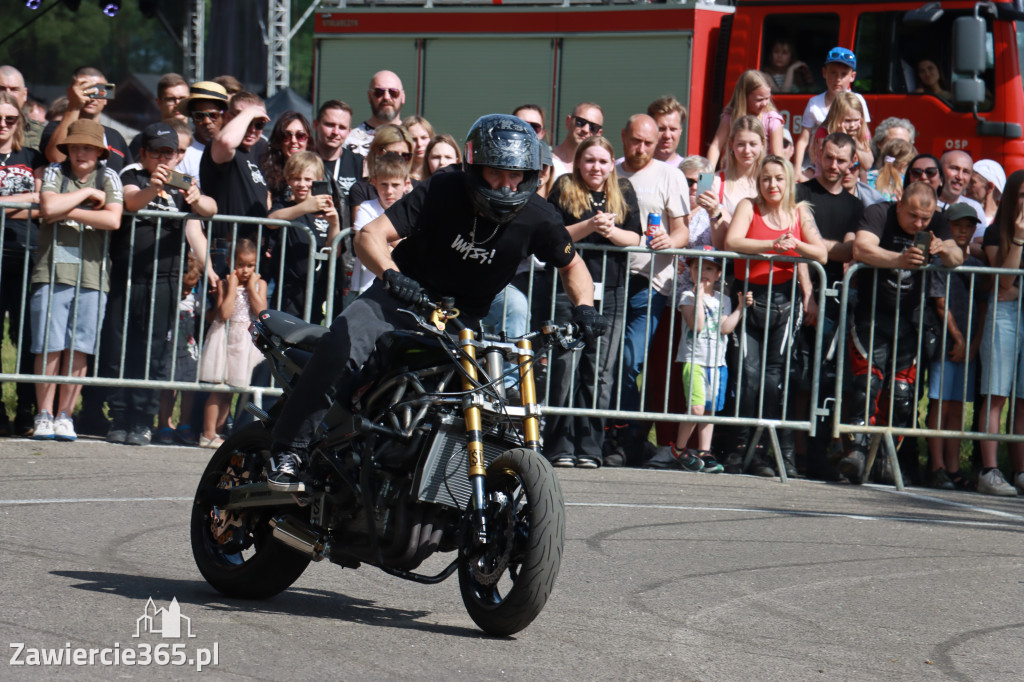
[825,47,856,70]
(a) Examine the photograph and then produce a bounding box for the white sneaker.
[32,411,55,440]
[977,469,1018,497]
[1014,471,1024,496]
[53,412,77,442]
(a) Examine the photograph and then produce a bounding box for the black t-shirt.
[927,253,984,344]
[115,164,189,280]
[0,147,45,249]
[386,170,576,317]
[854,202,951,324]
[41,120,132,173]
[199,143,269,239]
[323,148,364,199]
[269,198,330,286]
[796,178,864,288]
[547,176,641,289]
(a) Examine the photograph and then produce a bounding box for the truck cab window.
[760,13,839,94]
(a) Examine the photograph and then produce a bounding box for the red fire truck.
[314,0,1024,170]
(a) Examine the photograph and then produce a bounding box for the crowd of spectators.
[1,54,1023,500]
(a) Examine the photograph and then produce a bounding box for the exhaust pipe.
[269,516,328,561]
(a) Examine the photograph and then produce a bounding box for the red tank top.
[734,204,802,285]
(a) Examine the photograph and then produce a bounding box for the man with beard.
[343,71,405,157]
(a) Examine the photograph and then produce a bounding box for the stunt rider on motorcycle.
[267,113,609,491]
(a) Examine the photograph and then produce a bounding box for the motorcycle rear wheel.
[190,422,311,599]
[458,448,565,636]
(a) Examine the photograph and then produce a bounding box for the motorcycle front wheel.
[458,448,566,636]
[190,422,311,599]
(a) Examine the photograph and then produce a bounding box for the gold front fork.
[458,328,486,478]
[517,338,541,449]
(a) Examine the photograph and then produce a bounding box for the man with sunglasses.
[552,102,603,179]
[175,80,230,186]
[200,91,271,235]
[343,70,406,157]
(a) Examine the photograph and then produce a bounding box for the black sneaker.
[125,424,152,447]
[927,468,956,491]
[267,451,306,492]
[106,422,129,445]
[14,409,34,438]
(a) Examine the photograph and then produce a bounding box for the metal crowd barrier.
[833,262,1024,491]
[0,202,350,408]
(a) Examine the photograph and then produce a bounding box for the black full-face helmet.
[463,114,541,224]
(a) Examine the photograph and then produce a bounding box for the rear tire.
[458,448,565,636]
[190,423,311,599]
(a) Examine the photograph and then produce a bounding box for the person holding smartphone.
[839,181,962,485]
[42,66,132,172]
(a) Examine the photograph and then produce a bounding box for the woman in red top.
[724,155,827,476]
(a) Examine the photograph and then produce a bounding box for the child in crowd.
[665,247,751,472]
[793,47,871,179]
[351,151,410,293]
[813,92,874,174]
[706,70,785,170]
[155,255,202,445]
[198,238,266,448]
[925,204,985,490]
[762,38,814,94]
[31,119,123,441]
[867,138,915,202]
[267,151,340,321]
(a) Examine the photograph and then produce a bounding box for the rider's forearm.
[557,255,595,307]
[354,217,400,277]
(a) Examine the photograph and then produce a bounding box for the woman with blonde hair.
[713,115,766,229]
[402,115,435,181]
[706,70,785,169]
[724,154,827,477]
[543,135,642,469]
[867,137,915,201]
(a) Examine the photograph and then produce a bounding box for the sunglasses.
[248,119,267,131]
[283,131,309,143]
[525,121,544,134]
[192,111,222,122]
[910,166,940,179]
[574,116,602,135]
[0,115,19,127]
[377,150,413,161]
[371,87,401,99]
[686,177,698,187]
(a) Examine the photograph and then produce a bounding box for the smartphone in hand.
[697,172,713,195]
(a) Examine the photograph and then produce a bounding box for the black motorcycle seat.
[257,310,329,350]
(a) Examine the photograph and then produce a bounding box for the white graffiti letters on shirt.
[450,234,496,264]
[247,160,267,186]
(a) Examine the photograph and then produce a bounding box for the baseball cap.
[687,244,721,266]
[825,47,857,70]
[177,80,229,116]
[140,122,178,152]
[972,159,1006,195]
[945,202,980,224]
[56,119,109,159]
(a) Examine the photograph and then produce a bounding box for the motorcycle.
[190,292,580,635]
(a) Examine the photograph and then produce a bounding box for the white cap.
[973,159,1006,195]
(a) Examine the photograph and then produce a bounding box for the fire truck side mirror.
[953,16,986,76]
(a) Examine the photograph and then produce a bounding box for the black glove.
[572,304,610,345]
[382,269,424,306]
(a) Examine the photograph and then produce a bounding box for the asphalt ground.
[2,436,1023,681]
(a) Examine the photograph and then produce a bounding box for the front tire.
[458,448,565,636]
[190,422,311,599]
